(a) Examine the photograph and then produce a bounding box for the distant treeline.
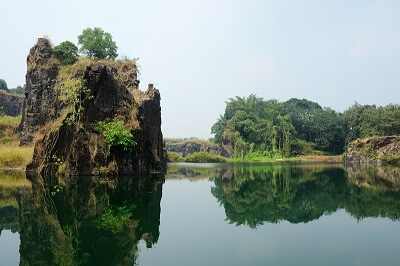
[211,95,400,158]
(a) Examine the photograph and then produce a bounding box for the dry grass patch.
[0,146,34,168]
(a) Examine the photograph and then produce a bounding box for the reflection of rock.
[166,163,228,181]
[347,136,400,165]
[17,174,163,265]
[346,164,400,190]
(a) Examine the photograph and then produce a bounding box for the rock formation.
[165,138,232,158]
[21,38,165,176]
[346,136,400,165]
[0,92,24,116]
[17,38,61,144]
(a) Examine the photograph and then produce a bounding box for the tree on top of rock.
[0,79,8,92]
[78,27,118,60]
[53,41,79,65]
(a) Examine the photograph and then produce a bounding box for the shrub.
[96,118,136,151]
[184,152,227,163]
[167,152,183,162]
[53,41,79,65]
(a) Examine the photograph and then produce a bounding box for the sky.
[1,0,399,139]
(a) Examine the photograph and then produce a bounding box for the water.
[1,163,400,265]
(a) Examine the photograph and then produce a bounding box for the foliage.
[210,163,400,228]
[184,152,227,163]
[58,78,91,125]
[343,103,400,142]
[96,118,136,151]
[8,85,25,95]
[96,204,134,234]
[78,27,118,60]
[166,152,184,162]
[212,96,399,158]
[53,41,79,65]
[0,79,8,91]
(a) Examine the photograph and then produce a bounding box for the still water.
[1,163,400,265]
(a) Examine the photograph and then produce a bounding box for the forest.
[211,95,400,159]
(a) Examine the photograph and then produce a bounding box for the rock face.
[0,92,24,116]
[17,38,61,144]
[23,38,165,176]
[165,138,232,158]
[346,136,400,165]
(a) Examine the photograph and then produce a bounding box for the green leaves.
[53,41,79,65]
[58,78,91,125]
[96,118,136,151]
[78,27,118,60]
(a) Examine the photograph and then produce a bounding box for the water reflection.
[167,163,400,228]
[17,174,163,265]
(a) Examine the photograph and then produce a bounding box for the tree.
[78,27,118,60]
[53,41,79,65]
[0,79,8,91]
[8,85,25,95]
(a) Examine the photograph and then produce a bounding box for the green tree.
[8,85,25,95]
[53,41,79,65]
[78,27,118,60]
[0,79,8,91]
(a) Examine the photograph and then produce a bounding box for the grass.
[0,170,30,188]
[0,146,34,168]
[0,115,21,128]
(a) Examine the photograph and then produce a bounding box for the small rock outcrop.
[17,38,61,144]
[165,138,232,158]
[346,136,400,165]
[0,92,24,116]
[22,38,165,176]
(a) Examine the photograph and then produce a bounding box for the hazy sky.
[1,0,399,139]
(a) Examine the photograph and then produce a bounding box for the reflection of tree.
[18,174,163,265]
[210,164,400,228]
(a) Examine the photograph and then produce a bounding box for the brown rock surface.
[346,136,400,165]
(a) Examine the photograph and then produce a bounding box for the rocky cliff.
[346,136,400,165]
[0,92,24,116]
[165,138,232,158]
[21,38,165,176]
[17,38,61,144]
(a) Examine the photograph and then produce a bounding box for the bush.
[184,152,227,163]
[53,41,79,65]
[96,118,136,151]
[167,152,184,162]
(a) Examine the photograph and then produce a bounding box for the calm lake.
[1,162,400,265]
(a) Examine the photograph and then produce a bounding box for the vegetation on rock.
[78,27,118,60]
[0,79,8,91]
[96,118,136,151]
[53,41,79,65]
